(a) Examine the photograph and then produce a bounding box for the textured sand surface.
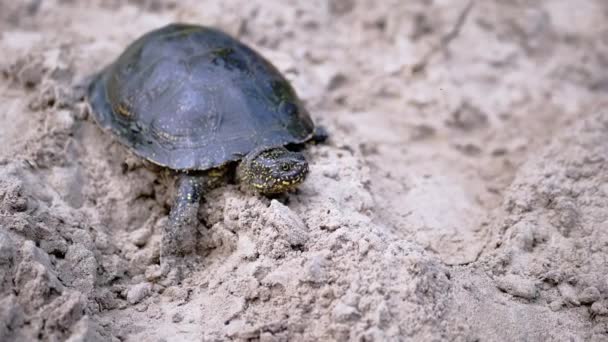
[1,0,608,341]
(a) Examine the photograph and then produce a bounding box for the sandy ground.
[1,0,608,341]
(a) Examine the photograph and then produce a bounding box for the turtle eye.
[281,163,291,172]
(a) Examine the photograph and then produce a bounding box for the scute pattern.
[88,23,314,170]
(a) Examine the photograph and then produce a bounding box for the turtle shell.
[88,23,315,170]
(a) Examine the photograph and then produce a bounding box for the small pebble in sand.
[135,303,149,312]
[558,283,580,306]
[328,0,355,15]
[358,239,370,256]
[591,301,608,316]
[127,282,153,304]
[495,274,538,299]
[11,57,45,88]
[9,197,28,212]
[267,200,309,247]
[52,110,75,131]
[549,299,563,312]
[144,265,163,281]
[305,253,330,284]
[0,232,15,264]
[332,302,360,323]
[129,227,152,247]
[578,286,600,304]
[172,312,184,323]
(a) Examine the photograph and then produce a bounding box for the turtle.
[87,23,326,277]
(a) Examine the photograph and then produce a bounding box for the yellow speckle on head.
[281,181,290,185]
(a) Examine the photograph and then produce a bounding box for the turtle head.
[238,146,309,194]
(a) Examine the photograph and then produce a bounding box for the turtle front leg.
[161,173,205,281]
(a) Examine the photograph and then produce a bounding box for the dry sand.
[1,0,608,341]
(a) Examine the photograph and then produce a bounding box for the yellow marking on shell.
[208,169,224,177]
[116,103,131,117]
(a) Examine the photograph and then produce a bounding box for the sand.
[1,0,608,341]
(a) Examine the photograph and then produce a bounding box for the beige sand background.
[1,0,608,341]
